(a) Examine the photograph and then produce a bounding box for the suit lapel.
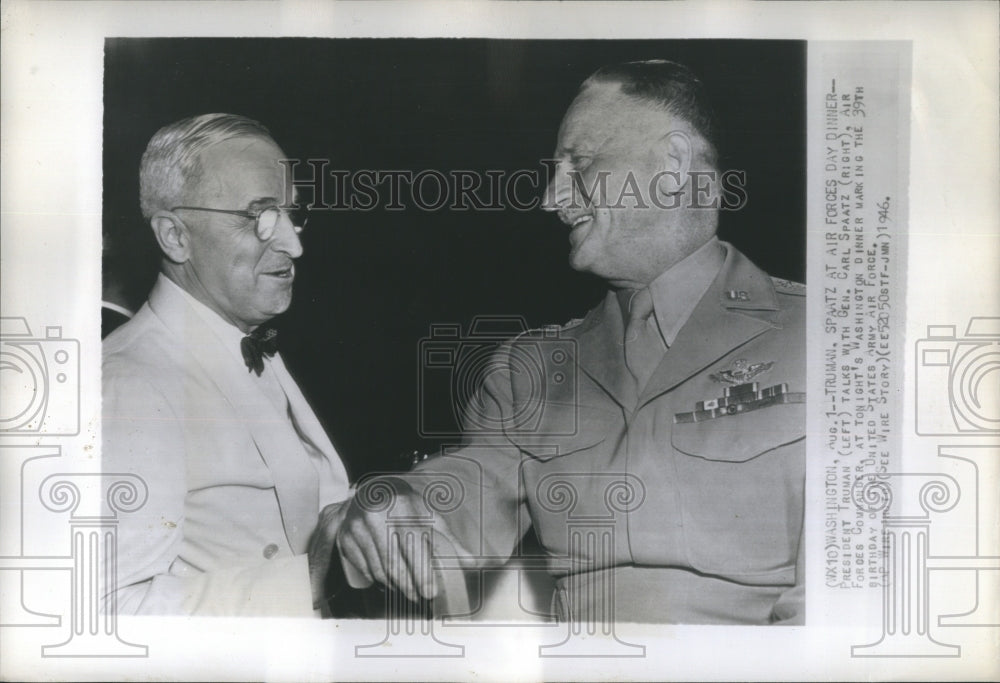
[147,279,319,553]
[272,354,350,493]
[636,244,782,409]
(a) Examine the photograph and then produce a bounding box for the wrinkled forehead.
[192,136,294,204]
[556,81,674,153]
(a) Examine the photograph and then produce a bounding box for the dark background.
[103,38,806,479]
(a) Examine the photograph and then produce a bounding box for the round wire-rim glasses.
[170,205,308,241]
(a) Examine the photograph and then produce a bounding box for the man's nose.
[271,210,304,258]
[541,165,570,212]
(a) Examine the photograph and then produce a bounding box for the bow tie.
[241,326,278,376]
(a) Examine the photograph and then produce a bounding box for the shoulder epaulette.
[771,277,806,296]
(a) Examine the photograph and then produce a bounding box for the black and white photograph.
[1,2,997,681]
[101,38,807,624]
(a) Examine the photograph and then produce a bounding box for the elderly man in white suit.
[103,113,351,616]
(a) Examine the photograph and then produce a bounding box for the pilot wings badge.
[709,358,774,385]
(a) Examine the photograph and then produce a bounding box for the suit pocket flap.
[671,402,804,463]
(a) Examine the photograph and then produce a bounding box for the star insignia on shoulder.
[710,358,774,385]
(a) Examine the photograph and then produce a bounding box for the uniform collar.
[634,241,782,406]
[575,241,782,409]
[614,237,726,347]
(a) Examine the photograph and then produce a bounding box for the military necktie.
[623,287,665,389]
[241,326,278,376]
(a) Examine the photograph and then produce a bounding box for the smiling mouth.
[559,212,593,229]
[264,265,295,279]
[568,215,593,241]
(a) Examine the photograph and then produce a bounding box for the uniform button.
[263,543,279,559]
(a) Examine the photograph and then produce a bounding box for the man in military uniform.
[337,60,805,624]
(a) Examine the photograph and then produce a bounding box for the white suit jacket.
[103,275,350,616]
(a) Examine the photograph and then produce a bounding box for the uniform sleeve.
[769,511,805,625]
[102,364,314,617]
[401,343,531,565]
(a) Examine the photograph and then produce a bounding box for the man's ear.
[150,211,191,264]
[654,130,694,197]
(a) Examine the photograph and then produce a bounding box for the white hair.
[138,113,274,219]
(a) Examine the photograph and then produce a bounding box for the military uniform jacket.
[406,242,806,624]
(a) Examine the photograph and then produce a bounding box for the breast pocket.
[671,401,805,463]
[669,402,805,579]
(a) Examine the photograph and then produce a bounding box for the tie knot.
[627,288,655,323]
[241,326,278,376]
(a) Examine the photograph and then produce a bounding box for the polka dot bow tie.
[241,327,278,376]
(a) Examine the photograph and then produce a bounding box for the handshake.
[309,475,478,618]
[307,314,581,617]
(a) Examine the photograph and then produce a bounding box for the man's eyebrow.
[558,140,592,158]
[246,196,280,210]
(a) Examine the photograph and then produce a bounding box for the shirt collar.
[158,274,249,365]
[617,236,725,347]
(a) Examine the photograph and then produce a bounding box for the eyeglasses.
[169,205,308,241]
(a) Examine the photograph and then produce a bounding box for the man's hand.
[336,478,468,604]
[307,500,352,610]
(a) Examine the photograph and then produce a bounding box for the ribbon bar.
[676,383,802,424]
